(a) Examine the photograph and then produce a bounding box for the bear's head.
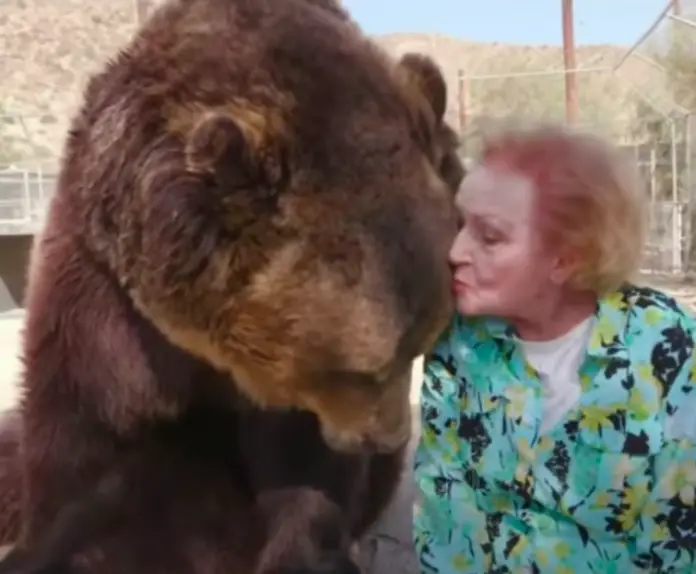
[79,0,464,452]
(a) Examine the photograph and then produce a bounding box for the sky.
[341,0,670,46]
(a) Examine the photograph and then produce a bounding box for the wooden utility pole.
[562,0,579,124]
[457,69,470,134]
[457,69,470,157]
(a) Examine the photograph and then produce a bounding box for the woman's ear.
[549,249,581,286]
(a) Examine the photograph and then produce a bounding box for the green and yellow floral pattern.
[414,285,696,573]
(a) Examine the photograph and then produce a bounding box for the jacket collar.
[480,285,634,361]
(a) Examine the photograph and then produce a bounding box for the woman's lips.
[452,280,467,294]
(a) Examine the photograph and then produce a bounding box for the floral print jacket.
[414,285,696,573]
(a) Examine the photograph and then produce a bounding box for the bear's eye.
[317,369,379,391]
[439,152,465,193]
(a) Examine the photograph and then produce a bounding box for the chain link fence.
[456,0,696,277]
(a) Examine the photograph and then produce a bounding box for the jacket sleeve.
[629,343,696,572]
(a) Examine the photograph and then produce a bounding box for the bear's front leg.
[238,408,369,574]
[255,488,360,574]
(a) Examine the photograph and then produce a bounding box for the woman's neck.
[512,289,597,342]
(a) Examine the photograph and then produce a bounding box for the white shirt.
[517,316,595,434]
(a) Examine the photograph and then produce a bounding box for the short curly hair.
[478,122,646,294]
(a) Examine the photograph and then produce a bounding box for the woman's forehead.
[455,163,535,220]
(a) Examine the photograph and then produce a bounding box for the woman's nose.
[448,230,471,267]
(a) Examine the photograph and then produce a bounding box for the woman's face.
[449,163,558,318]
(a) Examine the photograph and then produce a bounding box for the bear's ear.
[185,111,289,193]
[396,53,447,124]
[185,112,259,189]
[301,0,349,19]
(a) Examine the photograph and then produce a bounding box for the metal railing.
[0,168,55,235]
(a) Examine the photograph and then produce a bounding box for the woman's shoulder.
[595,283,696,362]
[613,283,696,333]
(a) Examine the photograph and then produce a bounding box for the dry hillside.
[1,0,664,168]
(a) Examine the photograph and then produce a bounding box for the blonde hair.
[478,122,646,294]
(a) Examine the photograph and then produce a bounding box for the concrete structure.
[0,168,54,312]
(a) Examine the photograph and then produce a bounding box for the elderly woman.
[413,125,696,573]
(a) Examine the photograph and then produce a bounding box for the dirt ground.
[0,275,695,572]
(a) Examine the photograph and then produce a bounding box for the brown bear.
[0,0,464,572]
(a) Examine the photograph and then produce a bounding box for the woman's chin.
[455,295,479,317]
[455,292,498,317]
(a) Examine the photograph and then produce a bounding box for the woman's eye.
[481,231,502,245]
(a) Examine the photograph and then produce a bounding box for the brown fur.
[35,0,458,451]
[0,412,20,546]
[0,0,464,572]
